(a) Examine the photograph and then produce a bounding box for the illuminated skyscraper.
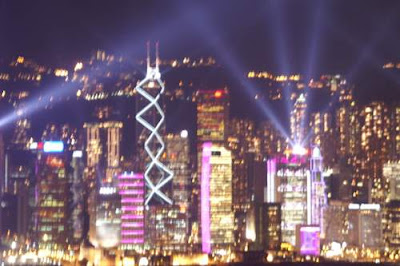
[336,100,359,158]
[70,150,85,246]
[89,182,121,249]
[118,172,145,251]
[309,112,335,166]
[146,205,188,253]
[196,89,229,143]
[34,141,68,250]
[245,202,281,251]
[347,203,382,248]
[165,131,191,212]
[84,121,123,182]
[390,106,400,160]
[356,102,391,204]
[200,142,234,253]
[384,201,400,248]
[269,149,309,246]
[309,147,327,232]
[290,93,307,145]
[195,88,230,251]
[383,161,400,202]
[135,43,173,205]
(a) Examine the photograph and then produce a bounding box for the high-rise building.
[356,102,391,204]
[326,159,353,202]
[34,141,68,250]
[195,88,230,252]
[88,181,121,249]
[309,147,327,231]
[309,112,335,167]
[118,172,145,251]
[383,161,400,202]
[335,88,357,158]
[165,131,191,212]
[347,203,382,248]
[290,93,307,145]
[163,131,191,252]
[135,43,173,205]
[246,203,281,251]
[384,201,400,248]
[84,121,123,182]
[267,146,326,246]
[196,89,229,143]
[269,150,309,246]
[146,205,188,253]
[200,142,234,254]
[70,150,85,246]
[227,118,267,250]
[390,105,400,160]
[324,200,349,244]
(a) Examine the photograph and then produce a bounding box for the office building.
[200,142,234,253]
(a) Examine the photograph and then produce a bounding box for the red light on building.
[214,90,223,98]
[37,142,44,150]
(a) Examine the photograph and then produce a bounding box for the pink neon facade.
[118,172,145,248]
[201,142,212,254]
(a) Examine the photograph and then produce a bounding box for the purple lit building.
[118,172,145,251]
[200,142,234,254]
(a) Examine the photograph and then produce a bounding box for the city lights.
[1,1,400,265]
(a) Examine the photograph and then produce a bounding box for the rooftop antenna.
[146,41,151,71]
[155,41,160,70]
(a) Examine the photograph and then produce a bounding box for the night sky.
[1,0,400,76]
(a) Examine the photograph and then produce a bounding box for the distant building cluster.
[1,50,400,264]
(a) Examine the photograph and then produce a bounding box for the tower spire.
[146,41,151,71]
[155,41,160,70]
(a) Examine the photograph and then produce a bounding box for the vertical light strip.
[307,171,312,225]
[201,142,212,254]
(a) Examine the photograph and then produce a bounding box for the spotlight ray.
[181,6,291,141]
[265,1,293,123]
[300,1,326,146]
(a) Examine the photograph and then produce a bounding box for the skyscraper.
[165,131,191,213]
[357,102,391,204]
[383,161,400,202]
[84,121,123,182]
[118,172,145,251]
[269,149,309,246]
[290,93,307,145]
[34,141,68,250]
[135,43,173,205]
[309,112,335,167]
[196,89,229,144]
[309,147,327,232]
[200,142,234,253]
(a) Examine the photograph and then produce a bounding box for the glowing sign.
[348,203,380,211]
[299,226,320,256]
[72,150,83,158]
[43,141,64,153]
[29,142,38,150]
[292,144,307,156]
[201,142,212,254]
[99,187,117,195]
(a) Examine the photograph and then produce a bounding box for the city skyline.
[1,1,400,265]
